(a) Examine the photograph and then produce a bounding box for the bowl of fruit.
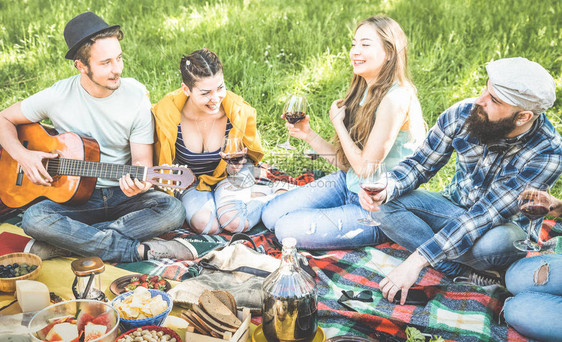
[0,252,42,292]
[109,274,171,295]
[28,299,119,342]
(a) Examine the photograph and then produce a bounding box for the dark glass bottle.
[262,238,318,342]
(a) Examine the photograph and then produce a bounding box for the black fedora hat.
[64,12,120,60]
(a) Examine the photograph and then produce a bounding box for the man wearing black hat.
[359,57,562,305]
[0,12,195,262]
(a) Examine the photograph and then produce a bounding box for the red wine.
[222,152,245,165]
[520,203,549,220]
[284,111,306,124]
[361,183,386,196]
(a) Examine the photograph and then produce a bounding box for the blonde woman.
[262,16,425,249]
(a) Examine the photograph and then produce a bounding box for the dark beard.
[465,104,518,145]
[86,68,121,91]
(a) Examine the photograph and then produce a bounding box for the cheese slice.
[16,280,50,313]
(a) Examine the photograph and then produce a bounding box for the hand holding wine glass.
[358,162,387,226]
[220,137,255,189]
[278,94,307,150]
[220,137,247,172]
[515,183,551,252]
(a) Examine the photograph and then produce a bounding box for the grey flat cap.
[486,57,555,114]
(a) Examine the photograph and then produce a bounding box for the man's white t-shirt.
[21,74,153,188]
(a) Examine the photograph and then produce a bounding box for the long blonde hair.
[334,16,414,168]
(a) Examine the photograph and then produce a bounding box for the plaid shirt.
[386,99,562,266]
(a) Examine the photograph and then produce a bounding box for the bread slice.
[211,290,237,315]
[199,290,242,328]
[192,304,238,333]
[190,310,222,338]
[181,310,211,336]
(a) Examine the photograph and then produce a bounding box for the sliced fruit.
[76,311,94,333]
[45,322,78,342]
[36,322,56,340]
[90,311,114,332]
[69,331,83,342]
[37,316,75,340]
[84,323,107,342]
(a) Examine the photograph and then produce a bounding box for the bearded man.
[359,57,562,305]
[0,12,194,262]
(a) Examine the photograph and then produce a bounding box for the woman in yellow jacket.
[152,48,267,235]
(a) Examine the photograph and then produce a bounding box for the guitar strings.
[46,158,145,179]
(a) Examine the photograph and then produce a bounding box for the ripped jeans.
[261,171,387,249]
[179,178,271,234]
[504,254,562,341]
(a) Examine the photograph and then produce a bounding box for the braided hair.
[180,48,223,89]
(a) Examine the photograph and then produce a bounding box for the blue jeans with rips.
[374,189,527,277]
[261,171,387,249]
[179,179,269,234]
[22,187,185,263]
[504,254,562,341]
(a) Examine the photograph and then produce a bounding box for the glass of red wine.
[220,137,254,189]
[278,94,307,150]
[358,162,387,226]
[514,183,551,252]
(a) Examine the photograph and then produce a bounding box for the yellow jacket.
[152,89,264,191]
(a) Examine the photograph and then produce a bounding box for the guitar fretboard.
[46,158,147,180]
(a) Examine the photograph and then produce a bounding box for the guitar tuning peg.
[162,163,169,166]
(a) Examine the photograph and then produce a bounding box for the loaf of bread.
[182,290,241,337]
[199,290,242,328]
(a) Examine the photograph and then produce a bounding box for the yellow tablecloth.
[0,223,256,340]
[0,223,179,317]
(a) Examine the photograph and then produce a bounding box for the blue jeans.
[374,190,527,277]
[504,255,562,341]
[22,188,185,262]
[261,171,387,249]
[179,179,268,234]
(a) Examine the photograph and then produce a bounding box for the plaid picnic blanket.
[3,183,561,340]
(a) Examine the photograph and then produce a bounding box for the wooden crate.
[184,308,250,342]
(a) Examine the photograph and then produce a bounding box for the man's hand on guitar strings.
[120,161,152,196]
[120,173,152,197]
[19,150,58,186]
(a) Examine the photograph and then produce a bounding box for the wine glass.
[220,137,255,189]
[514,183,551,252]
[278,94,307,150]
[357,162,387,226]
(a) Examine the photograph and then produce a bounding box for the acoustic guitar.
[0,123,195,208]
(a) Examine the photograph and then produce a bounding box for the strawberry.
[150,275,159,282]
[157,283,167,291]
[140,282,149,288]
[139,274,148,282]
[125,284,137,291]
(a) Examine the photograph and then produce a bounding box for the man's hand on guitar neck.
[119,162,152,197]
[18,149,58,186]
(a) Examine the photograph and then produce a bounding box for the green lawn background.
[1,0,561,196]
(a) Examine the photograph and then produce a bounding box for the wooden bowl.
[0,252,42,293]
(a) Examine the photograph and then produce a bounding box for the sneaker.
[453,269,503,287]
[24,239,73,260]
[144,238,197,260]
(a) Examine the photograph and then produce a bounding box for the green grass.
[1,0,561,196]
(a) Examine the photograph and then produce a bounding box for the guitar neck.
[48,158,147,181]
